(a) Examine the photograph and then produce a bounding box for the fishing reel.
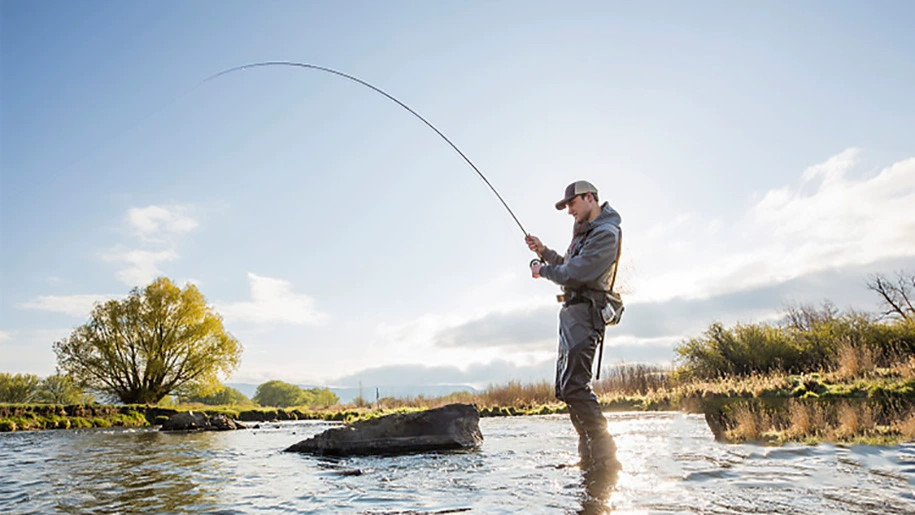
[529,258,543,269]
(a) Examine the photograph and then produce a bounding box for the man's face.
[566,195,589,223]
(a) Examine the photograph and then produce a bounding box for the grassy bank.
[4,310,913,444]
[2,367,912,444]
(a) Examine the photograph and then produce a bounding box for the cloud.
[633,150,915,301]
[217,273,327,325]
[331,359,555,388]
[126,205,198,242]
[96,204,199,286]
[329,337,681,388]
[19,294,117,317]
[0,330,10,343]
[424,256,914,353]
[434,306,556,350]
[101,248,178,287]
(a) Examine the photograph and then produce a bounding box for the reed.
[835,402,877,439]
[593,363,673,396]
[898,411,915,441]
[834,340,877,380]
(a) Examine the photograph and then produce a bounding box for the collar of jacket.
[573,201,617,236]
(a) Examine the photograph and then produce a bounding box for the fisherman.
[525,180,622,472]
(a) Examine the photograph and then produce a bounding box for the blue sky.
[2,1,914,388]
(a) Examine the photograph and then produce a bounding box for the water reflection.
[578,446,621,514]
[46,430,224,513]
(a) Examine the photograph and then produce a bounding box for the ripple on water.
[1,414,913,513]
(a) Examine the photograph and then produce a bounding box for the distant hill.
[226,383,478,405]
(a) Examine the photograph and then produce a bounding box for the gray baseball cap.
[555,180,598,210]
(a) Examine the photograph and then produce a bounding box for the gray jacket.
[540,202,622,296]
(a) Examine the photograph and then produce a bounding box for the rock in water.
[284,403,483,456]
[160,411,246,431]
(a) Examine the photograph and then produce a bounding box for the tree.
[867,271,914,320]
[0,373,42,403]
[253,380,304,407]
[299,387,340,408]
[38,374,93,404]
[54,277,242,404]
[181,384,253,406]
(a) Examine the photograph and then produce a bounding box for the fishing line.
[203,61,530,237]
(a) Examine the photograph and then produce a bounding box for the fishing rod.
[204,61,531,238]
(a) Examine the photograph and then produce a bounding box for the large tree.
[54,278,242,404]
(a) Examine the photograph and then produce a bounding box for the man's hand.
[525,235,545,254]
[530,261,543,279]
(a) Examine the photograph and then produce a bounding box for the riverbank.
[2,367,912,445]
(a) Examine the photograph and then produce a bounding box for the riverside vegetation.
[2,273,913,445]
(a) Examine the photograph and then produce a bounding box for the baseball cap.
[555,180,598,210]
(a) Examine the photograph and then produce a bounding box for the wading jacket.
[539,202,622,304]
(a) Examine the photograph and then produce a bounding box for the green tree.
[38,374,94,404]
[53,277,242,404]
[0,373,42,403]
[181,384,254,406]
[253,380,305,407]
[303,387,339,408]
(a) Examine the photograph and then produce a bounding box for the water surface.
[1,413,912,513]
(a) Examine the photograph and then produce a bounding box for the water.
[1,413,912,513]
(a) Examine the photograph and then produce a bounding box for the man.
[525,180,622,472]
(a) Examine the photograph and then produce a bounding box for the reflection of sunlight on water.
[1,415,913,513]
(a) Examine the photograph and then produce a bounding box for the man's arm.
[540,228,618,288]
[540,247,564,265]
[525,235,564,265]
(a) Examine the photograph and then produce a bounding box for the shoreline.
[2,374,912,446]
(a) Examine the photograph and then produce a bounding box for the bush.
[676,307,915,380]
[0,373,42,403]
[181,384,254,406]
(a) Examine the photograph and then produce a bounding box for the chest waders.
[562,227,623,381]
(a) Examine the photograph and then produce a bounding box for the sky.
[2,1,914,389]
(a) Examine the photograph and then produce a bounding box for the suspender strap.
[594,227,622,381]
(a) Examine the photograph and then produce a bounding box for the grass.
[3,360,911,444]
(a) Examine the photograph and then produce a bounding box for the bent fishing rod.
[204,61,531,239]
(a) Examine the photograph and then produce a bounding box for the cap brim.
[555,198,570,210]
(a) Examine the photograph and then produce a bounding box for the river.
[1,412,912,513]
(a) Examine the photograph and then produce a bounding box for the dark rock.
[160,411,246,432]
[161,412,208,431]
[284,403,483,456]
[704,410,727,441]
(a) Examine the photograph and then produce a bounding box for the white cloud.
[632,149,915,301]
[217,273,328,325]
[95,204,199,286]
[19,294,118,317]
[101,248,178,287]
[0,330,10,343]
[126,205,198,242]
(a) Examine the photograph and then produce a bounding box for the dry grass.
[898,411,915,441]
[727,404,767,441]
[787,400,826,438]
[834,341,877,380]
[899,356,915,380]
[834,402,877,439]
[478,380,555,407]
[593,363,673,396]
